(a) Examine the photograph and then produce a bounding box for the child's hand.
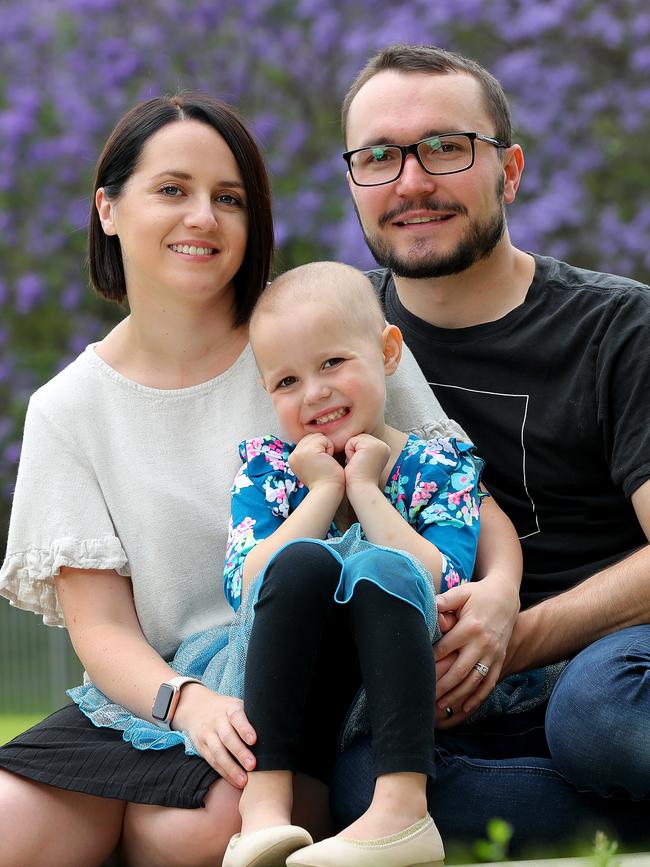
[344,434,391,488]
[289,433,345,491]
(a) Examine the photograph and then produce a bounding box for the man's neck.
[392,240,536,330]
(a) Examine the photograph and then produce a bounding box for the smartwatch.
[151,676,202,730]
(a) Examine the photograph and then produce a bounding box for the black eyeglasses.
[343,132,508,187]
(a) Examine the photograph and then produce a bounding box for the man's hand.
[433,576,520,728]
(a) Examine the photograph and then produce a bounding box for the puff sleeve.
[389,438,484,591]
[0,398,129,626]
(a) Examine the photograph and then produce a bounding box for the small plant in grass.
[591,830,620,867]
[472,817,514,862]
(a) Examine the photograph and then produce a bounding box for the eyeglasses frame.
[343,132,509,187]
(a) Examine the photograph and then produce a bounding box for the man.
[332,43,650,849]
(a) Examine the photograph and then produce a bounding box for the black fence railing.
[0,604,83,715]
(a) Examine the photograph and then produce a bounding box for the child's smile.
[252,300,396,452]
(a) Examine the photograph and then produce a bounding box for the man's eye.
[371,147,388,163]
[323,358,344,369]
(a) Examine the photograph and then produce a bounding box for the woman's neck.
[96,298,249,389]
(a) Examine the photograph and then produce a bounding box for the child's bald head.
[250,261,386,344]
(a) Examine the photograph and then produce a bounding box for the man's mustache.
[379,199,468,228]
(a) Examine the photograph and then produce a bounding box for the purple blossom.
[2,0,650,528]
[14,274,45,314]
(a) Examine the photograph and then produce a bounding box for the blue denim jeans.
[330,625,650,851]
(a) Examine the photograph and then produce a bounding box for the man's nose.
[394,153,439,196]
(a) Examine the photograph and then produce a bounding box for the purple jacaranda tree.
[1,0,650,538]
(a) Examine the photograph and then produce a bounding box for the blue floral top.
[224,434,484,610]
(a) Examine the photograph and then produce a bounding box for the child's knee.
[263,541,341,599]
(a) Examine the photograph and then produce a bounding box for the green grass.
[0,713,45,745]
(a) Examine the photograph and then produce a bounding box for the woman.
[0,93,517,867]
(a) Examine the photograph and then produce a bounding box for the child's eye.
[277,376,297,389]
[322,358,344,369]
[160,185,183,197]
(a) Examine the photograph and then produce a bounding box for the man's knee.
[546,626,650,799]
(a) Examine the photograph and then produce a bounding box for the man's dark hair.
[88,91,274,325]
[342,44,512,148]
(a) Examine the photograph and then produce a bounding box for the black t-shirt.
[369,255,650,608]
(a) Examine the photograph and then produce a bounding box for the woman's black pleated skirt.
[0,704,220,807]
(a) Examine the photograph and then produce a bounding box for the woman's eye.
[160,185,183,197]
[323,358,344,369]
[216,193,245,207]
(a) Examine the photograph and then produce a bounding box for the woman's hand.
[289,433,345,491]
[344,434,391,489]
[173,683,257,788]
[433,575,520,728]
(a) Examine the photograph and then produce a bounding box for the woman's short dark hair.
[342,44,513,148]
[88,92,274,325]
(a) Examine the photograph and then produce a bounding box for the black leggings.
[244,540,436,785]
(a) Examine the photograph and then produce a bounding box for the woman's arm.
[56,567,256,788]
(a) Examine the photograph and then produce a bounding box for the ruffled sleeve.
[388,437,484,591]
[0,398,129,627]
[223,436,305,611]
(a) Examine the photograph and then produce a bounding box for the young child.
[221,261,484,867]
[67,261,484,867]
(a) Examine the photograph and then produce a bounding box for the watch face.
[152,684,175,721]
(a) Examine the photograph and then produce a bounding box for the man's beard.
[357,181,506,279]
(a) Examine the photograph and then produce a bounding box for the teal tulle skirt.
[68,525,566,754]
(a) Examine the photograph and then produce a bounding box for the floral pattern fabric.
[224,434,484,610]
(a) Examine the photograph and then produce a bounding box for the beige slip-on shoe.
[286,814,444,866]
[222,824,313,867]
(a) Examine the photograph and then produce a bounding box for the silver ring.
[445,706,454,719]
[474,662,489,677]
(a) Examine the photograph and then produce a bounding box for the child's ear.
[382,324,403,375]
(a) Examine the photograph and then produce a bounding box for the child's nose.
[304,380,331,403]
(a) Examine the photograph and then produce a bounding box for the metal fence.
[0,602,83,714]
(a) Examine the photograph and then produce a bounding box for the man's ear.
[502,144,524,205]
[382,324,403,376]
[95,188,118,236]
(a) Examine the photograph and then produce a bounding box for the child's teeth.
[315,408,346,424]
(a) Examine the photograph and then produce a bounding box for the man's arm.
[503,477,650,676]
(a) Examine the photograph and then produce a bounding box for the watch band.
[151,676,202,730]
